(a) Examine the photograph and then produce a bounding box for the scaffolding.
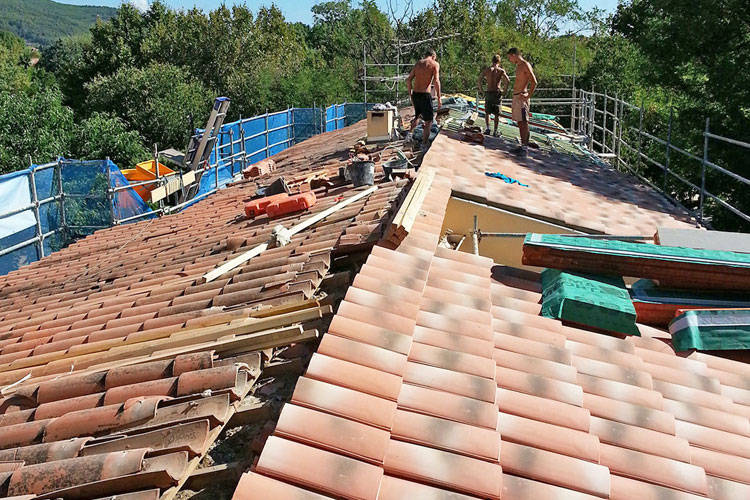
[457,87,750,237]
[0,102,371,275]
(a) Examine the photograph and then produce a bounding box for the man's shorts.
[412,92,434,122]
[512,93,530,122]
[485,91,500,116]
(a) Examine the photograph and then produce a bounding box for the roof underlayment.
[1,112,749,500]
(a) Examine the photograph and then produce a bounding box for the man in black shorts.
[478,54,510,136]
[406,48,442,151]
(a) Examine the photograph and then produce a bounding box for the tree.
[85,63,212,150]
[72,112,150,168]
[612,0,750,229]
[495,0,584,40]
[0,89,74,173]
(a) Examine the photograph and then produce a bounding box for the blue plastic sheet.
[1,102,373,275]
[0,159,153,275]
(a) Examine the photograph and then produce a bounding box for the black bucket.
[347,161,375,187]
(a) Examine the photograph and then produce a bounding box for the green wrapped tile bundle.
[541,269,640,336]
[670,309,750,351]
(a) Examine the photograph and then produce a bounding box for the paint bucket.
[347,161,375,187]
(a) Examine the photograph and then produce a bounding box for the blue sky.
[60,0,619,26]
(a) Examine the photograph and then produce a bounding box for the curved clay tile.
[104,360,173,389]
[274,403,390,464]
[383,439,503,499]
[290,376,397,431]
[43,397,161,442]
[34,394,104,421]
[256,436,383,500]
[0,437,91,466]
[103,378,178,406]
[176,365,249,399]
[80,420,210,458]
[0,419,51,449]
[140,451,189,487]
[7,448,148,496]
[0,408,34,427]
[233,471,331,500]
[36,371,106,405]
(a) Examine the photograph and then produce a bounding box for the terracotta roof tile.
[377,475,483,500]
[582,393,676,433]
[495,364,584,406]
[383,439,503,499]
[403,361,496,403]
[599,443,708,495]
[317,334,408,376]
[256,436,383,500]
[397,383,498,429]
[233,471,332,499]
[589,416,690,461]
[274,403,390,464]
[495,387,591,432]
[499,441,610,497]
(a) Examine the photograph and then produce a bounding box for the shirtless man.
[406,48,441,151]
[477,54,510,137]
[506,47,537,156]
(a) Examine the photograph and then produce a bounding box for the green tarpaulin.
[541,269,640,336]
[670,309,750,351]
[525,234,750,268]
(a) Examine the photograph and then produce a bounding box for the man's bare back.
[410,57,440,93]
[482,66,509,92]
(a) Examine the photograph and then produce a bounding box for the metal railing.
[574,89,750,228]
[0,102,366,273]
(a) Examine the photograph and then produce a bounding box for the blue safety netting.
[1,102,378,275]
[325,104,347,132]
[0,159,153,276]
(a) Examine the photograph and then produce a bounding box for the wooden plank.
[385,167,435,245]
[150,185,167,203]
[0,306,330,384]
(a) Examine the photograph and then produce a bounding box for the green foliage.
[71,112,150,168]
[0,0,116,46]
[603,0,750,230]
[40,35,92,109]
[85,63,212,150]
[0,88,74,173]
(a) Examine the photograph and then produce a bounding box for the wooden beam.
[0,306,331,386]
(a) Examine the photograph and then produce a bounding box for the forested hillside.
[0,0,116,46]
[0,0,748,229]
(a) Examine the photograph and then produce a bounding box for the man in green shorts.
[478,54,510,137]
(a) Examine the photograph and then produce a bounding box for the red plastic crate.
[244,193,289,218]
[266,192,317,218]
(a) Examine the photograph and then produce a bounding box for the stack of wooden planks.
[384,166,436,246]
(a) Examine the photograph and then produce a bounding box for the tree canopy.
[0,0,748,229]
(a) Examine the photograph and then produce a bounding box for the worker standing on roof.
[406,48,442,152]
[506,48,538,157]
[478,54,510,137]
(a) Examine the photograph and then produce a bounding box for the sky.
[59,0,619,26]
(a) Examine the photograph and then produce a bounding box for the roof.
[1,111,748,500]
[233,131,750,500]
[435,125,696,235]
[0,120,411,499]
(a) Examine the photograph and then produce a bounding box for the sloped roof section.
[0,120,412,499]
[432,130,696,235]
[235,131,750,500]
